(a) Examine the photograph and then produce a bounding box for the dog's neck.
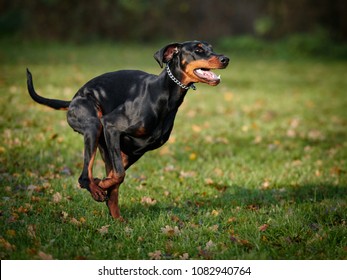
[165,64,196,91]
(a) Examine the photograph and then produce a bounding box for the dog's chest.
[121,109,177,155]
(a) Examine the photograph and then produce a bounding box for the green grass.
[0,41,346,260]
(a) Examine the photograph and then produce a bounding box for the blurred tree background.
[1,0,346,43]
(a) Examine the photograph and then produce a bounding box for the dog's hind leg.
[105,184,122,220]
[98,133,113,177]
[67,97,107,202]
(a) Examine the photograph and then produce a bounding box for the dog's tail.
[26,68,71,110]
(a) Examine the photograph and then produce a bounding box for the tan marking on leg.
[107,185,123,220]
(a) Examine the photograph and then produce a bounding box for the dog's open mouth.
[194,68,221,85]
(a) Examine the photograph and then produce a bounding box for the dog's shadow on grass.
[122,182,347,221]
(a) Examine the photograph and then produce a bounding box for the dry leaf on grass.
[209,224,219,232]
[211,209,220,216]
[205,240,215,250]
[179,170,197,178]
[70,217,82,226]
[6,229,16,237]
[0,237,16,251]
[141,196,157,206]
[27,224,36,239]
[259,224,269,232]
[98,225,110,235]
[61,211,69,220]
[148,250,162,260]
[189,152,197,161]
[179,253,189,260]
[161,225,181,237]
[38,251,53,260]
[52,192,62,203]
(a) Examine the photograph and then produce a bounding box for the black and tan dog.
[26,41,229,219]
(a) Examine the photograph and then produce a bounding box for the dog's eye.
[195,47,204,54]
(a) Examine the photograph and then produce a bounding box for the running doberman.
[26,40,229,220]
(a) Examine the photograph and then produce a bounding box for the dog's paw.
[90,184,107,202]
[116,216,126,223]
[108,209,125,222]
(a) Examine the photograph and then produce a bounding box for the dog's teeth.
[218,75,221,79]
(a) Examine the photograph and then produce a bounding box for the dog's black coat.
[27,41,229,219]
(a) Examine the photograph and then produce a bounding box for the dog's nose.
[219,55,230,65]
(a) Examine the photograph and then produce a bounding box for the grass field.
[0,41,346,260]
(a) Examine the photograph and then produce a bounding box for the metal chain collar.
[166,64,196,91]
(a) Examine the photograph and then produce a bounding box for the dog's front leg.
[98,118,126,184]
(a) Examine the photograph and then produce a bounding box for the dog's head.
[154,40,229,86]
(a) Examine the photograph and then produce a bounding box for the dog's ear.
[154,43,182,68]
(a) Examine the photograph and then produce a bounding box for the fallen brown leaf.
[179,253,189,260]
[37,251,53,260]
[259,223,269,232]
[205,240,215,250]
[211,209,220,216]
[27,224,36,239]
[179,170,197,178]
[52,192,62,203]
[161,225,181,237]
[148,250,162,260]
[141,196,157,206]
[98,225,110,235]
[70,217,81,226]
[0,237,16,251]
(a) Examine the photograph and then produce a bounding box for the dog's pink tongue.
[195,69,220,81]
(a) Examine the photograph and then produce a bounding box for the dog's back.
[75,70,158,114]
